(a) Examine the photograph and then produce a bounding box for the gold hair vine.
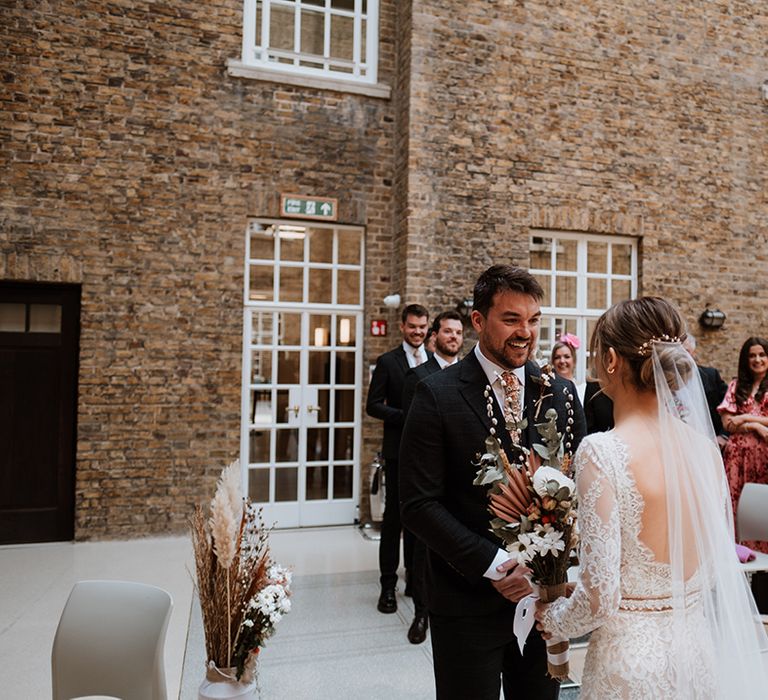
[637,334,681,356]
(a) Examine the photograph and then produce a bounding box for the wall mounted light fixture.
[455,298,474,321]
[699,308,726,329]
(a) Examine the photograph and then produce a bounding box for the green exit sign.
[280,194,338,221]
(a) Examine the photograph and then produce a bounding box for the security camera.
[383,293,401,308]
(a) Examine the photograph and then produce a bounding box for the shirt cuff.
[483,548,511,581]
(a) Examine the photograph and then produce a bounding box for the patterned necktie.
[500,371,522,425]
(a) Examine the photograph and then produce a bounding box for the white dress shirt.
[402,341,428,368]
[435,354,458,370]
[473,344,528,580]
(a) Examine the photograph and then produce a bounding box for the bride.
[535,297,768,698]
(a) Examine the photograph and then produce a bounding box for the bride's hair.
[591,297,688,391]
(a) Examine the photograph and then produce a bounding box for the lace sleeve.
[540,438,621,639]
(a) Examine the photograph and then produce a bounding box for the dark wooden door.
[0,282,80,543]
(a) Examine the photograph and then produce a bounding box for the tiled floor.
[0,526,584,699]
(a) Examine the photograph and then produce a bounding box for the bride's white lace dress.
[541,431,716,699]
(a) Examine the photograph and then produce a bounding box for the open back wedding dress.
[541,343,768,699]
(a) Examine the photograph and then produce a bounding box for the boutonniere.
[529,364,556,420]
[530,363,556,389]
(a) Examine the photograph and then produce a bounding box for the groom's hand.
[490,559,532,602]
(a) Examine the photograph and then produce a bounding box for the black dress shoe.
[377,587,397,614]
[407,613,428,644]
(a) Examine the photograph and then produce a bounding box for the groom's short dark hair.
[473,265,543,317]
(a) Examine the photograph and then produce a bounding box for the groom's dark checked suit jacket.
[399,349,587,616]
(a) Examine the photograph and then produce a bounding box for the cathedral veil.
[653,341,768,697]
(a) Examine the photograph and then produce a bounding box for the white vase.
[198,664,258,700]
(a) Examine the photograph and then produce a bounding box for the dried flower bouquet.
[191,460,291,683]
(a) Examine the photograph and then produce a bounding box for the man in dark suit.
[583,379,614,434]
[400,265,586,699]
[401,309,464,645]
[684,334,729,446]
[366,303,430,614]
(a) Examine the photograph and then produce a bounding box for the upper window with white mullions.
[529,232,638,382]
[239,0,379,84]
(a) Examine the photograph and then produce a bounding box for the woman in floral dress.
[718,336,768,552]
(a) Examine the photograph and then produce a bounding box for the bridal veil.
[653,341,768,697]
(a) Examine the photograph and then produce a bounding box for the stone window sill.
[227,60,391,99]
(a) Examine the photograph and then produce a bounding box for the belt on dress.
[618,591,702,612]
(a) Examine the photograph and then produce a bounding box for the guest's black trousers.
[379,458,414,589]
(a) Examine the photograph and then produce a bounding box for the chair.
[736,483,768,575]
[51,580,173,700]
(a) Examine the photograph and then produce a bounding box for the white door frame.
[240,219,365,528]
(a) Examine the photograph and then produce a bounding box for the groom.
[400,264,586,699]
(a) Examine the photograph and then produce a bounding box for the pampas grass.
[209,461,241,570]
[191,460,278,678]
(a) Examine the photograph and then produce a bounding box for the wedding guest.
[367,303,430,614]
[550,334,586,403]
[400,310,464,645]
[424,329,437,355]
[583,379,614,434]
[683,334,728,447]
[717,336,768,552]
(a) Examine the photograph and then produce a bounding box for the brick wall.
[1,0,397,536]
[399,0,768,377]
[3,0,767,537]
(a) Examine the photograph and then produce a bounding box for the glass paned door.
[243,309,362,526]
[242,219,364,528]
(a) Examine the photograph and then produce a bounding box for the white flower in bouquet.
[267,565,293,587]
[532,466,575,498]
[255,584,292,625]
[508,532,535,565]
[530,524,566,557]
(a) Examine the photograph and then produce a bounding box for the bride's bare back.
[615,417,671,565]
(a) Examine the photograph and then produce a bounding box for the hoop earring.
[607,367,616,374]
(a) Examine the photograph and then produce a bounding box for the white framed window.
[529,231,638,383]
[232,0,381,91]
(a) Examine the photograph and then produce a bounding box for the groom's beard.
[488,337,533,370]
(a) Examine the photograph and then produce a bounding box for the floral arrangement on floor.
[191,460,292,684]
[473,374,578,681]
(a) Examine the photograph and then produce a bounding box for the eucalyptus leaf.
[546,480,559,496]
[533,443,550,459]
[475,465,504,486]
[555,485,571,500]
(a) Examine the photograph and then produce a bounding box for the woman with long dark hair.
[718,337,768,551]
